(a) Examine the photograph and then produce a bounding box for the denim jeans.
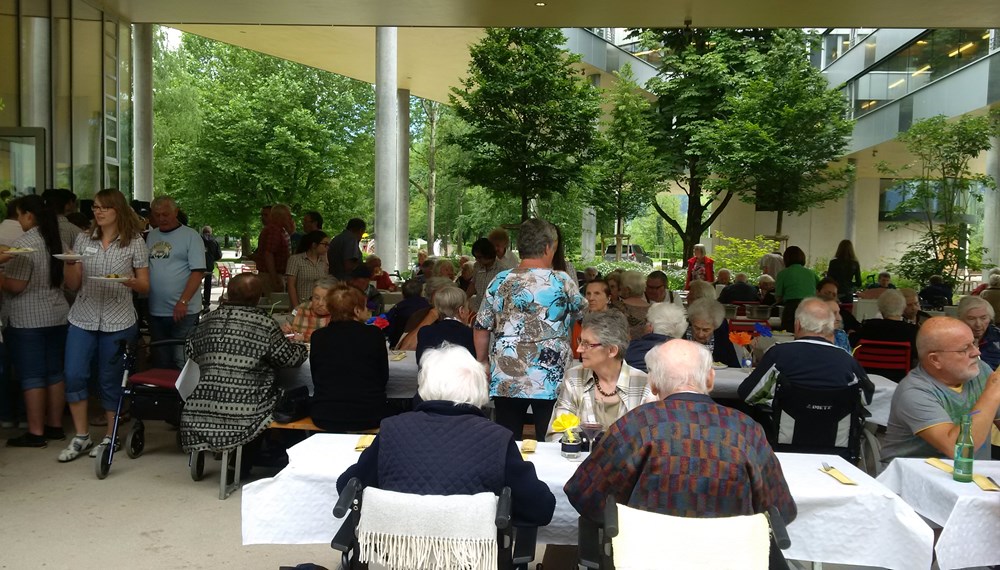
[6,325,67,390]
[64,324,138,411]
[0,342,13,422]
[148,314,199,369]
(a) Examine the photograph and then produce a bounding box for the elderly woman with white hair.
[979,272,1000,322]
[624,302,689,372]
[958,295,1000,369]
[416,285,475,364]
[545,311,651,441]
[853,289,918,380]
[685,243,714,289]
[337,344,556,527]
[611,270,651,340]
[685,298,741,368]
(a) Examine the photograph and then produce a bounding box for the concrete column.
[132,24,154,202]
[374,27,399,273]
[580,207,596,261]
[396,89,410,271]
[983,137,1000,268]
[845,158,857,241]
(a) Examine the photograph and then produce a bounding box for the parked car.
[603,244,651,264]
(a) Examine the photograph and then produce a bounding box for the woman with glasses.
[545,311,651,441]
[58,189,150,462]
[285,230,329,309]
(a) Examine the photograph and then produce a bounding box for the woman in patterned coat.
[180,273,307,453]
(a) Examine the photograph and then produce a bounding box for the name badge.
[84,246,99,255]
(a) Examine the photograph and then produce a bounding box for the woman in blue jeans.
[58,189,149,462]
[2,195,70,448]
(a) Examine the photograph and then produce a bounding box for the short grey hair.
[734,272,748,283]
[687,280,717,303]
[687,298,725,328]
[647,302,688,338]
[717,268,731,278]
[758,274,775,285]
[693,244,707,256]
[417,344,489,407]
[313,276,338,291]
[958,294,995,320]
[645,339,713,395]
[581,311,630,360]
[432,259,455,277]
[877,289,906,319]
[424,277,454,301]
[795,297,835,336]
[516,218,558,259]
[990,273,1000,287]
[433,285,467,318]
[151,196,178,211]
[620,270,645,298]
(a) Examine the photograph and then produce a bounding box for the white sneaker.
[89,436,120,457]
[58,435,94,462]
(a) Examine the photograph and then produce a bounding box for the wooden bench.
[269,417,324,431]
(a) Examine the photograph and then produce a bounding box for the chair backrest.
[355,487,502,570]
[611,503,772,570]
[770,377,864,462]
[729,318,768,334]
[853,340,911,381]
[218,265,231,281]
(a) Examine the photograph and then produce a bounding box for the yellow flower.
[552,413,580,442]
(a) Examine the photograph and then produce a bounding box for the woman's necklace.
[594,376,617,398]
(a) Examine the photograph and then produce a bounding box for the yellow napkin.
[355,434,376,451]
[819,466,857,485]
[520,439,537,454]
[925,457,954,473]
[551,413,580,435]
[925,458,1000,490]
[389,351,407,362]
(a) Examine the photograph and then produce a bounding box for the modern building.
[714,27,1000,271]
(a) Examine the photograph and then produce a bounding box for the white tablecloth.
[242,436,932,569]
[878,458,1000,570]
[276,351,418,400]
[710,368,897,427]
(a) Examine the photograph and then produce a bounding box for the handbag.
[273,386,310,424]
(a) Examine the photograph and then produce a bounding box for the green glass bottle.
[953,414,974,483]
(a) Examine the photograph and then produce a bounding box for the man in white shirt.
[489,227,519,271]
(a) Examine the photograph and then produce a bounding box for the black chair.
[769,377,867,463]
[579,495,791,570]
[332,477,537,570]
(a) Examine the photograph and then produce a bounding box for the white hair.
[958,294,995,319]
[433,285,467,318]
[687,280,717,302]
[990,273,1000,287]
[417,344,489,407]
[645,339,713,395]
[877,289,906,319]
[620,270,646,298]
[646,302,688,338]
[687,298,725,328]
[424,277,454,300]
[795,297,835,336]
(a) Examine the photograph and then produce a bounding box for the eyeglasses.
[578,341,604,351]
[319,241,330,246]
[91,205,113,212]
[931,344,978,356]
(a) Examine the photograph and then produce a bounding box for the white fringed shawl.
[357,488,499,570]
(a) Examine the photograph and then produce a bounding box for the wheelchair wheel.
[190,451,205,481]
[95,445,112,480]
[125,428,145,459]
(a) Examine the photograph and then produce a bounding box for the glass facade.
[848,29,994,117]
[822,27,874,68]
[879,178,984,223]
[0,0,132,199]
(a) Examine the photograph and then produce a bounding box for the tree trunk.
[521,192,530,222]
[615,191,624,261]
[775,210,784,235]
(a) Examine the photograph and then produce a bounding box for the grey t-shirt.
[881,362,1000,463]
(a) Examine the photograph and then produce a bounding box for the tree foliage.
[635,28,853,256]
[712,232,781,277]
[152,30,376,249]
[880,110,1000,285]
[449,27,602,221]
[592,65,663,259]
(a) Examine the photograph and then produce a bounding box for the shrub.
[712,233,780,278]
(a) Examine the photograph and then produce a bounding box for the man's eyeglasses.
[91,205,113,212]
[930,344,977,356]
[578,341,604,351]
[318,241,331,246]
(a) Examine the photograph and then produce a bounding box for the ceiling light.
[983,32,991,40]
[535,1,545,5]
[912,64,931,76]
[888,78,905,89]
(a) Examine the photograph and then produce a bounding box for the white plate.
[3,247,35,255]
[89,276,129,283]
[712,363,728,370]
[53,253,84,261]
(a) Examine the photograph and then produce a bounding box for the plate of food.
[2,247,35,255]
[53,253,84,261]
[89,274,129,283]
[712,362,729,370]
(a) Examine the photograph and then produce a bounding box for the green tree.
[879,110,1000,285]
[449,27,602,221]
[636,28,850,257]
[700,30,855,235]
[592,65,663,259]
[712,232,780,277]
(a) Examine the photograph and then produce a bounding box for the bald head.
[916,317,982,386]
[794,297,834,339]
[644,339,715,397]
[227,273,263,306]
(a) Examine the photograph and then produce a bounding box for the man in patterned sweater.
[564,338,796,526]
